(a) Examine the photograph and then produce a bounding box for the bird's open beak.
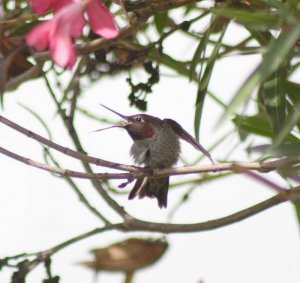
[100,104,131,121]
[93,104,131,132]
[93,121,129,132]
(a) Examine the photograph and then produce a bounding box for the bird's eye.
[135,116,143,122]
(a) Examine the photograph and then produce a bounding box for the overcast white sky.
[0,21,299,283]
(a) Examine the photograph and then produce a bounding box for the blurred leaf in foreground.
[80,238,168,273]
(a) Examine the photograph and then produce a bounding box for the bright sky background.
[0,21,299,283]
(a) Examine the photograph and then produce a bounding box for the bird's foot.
[118,176,134,188]
[143,166,154,175]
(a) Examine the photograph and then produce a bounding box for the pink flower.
[26,0,119,68]
[27,2,85,68]
[86,0,119,39]
[28,0,59,15]
[28,0,75,14]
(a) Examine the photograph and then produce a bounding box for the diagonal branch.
[45,148,111,224]
[4,186,299,277]
[5,186,300,268]
[123,187,300,233]
[43,76,132,220]
[0,114,139,172]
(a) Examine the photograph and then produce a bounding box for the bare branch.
[5,224,122,275]
[1,145,299,183]
[4,63,43,92]
[0,114,139,172]
[45,149,111,224]
[0,14,37,28]
[123,187,300,233]
[1,114,299,179]
[125,0,201,18]
[6,187,300,265]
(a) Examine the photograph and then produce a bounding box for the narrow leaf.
[212,8,282,30]
[218,23,300,124]
[154,12,169,34]
[194,23,228,140]
[18,103,53,140]
[271,144,300,156]
[272,99,300,148]
[232,115,299,142]
[262,66,287,137]
[189,16,223,81]
[293,202,300,228]
[148,49,189,78]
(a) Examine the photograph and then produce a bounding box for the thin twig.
[0,114,139,172]
[43,75,131,219]
[5,224,122,274]
[1,146,299,181]
[125,0,200,16]
[240,170,288,193]
[0,14,37,28]
[4,186,299,271]
[1,114,299,178]
[45,148,111,224]
[69,75,80,124]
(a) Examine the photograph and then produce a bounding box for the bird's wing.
[164,119,214,164]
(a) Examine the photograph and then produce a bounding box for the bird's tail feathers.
[128,177,169,208]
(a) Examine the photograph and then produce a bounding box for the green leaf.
[212,7,283,30]
[232,115,299,142]
[194,22,228,140]
[287,0,300,14]
[207,90,226,109]
[293,201,300,228]
[184,4,196,16]
[262,66,287,137]
[272,99,300,148]
[219,22,300,124]
[248,30,274,46]
[148,49,190,78]
[285,81,300,130]
[247,143,300,157]
[189,16,223,81]
[154,12,169,34]
[285,81,300,107]
[271,143,300,156]
[189,34,208,81]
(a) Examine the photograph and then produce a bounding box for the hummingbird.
[97,105,214,209]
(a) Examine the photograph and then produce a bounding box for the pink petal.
[53,0,76,13]
[28,0,59,15]
[26,1,85,68]
[52,2,85,38]
[26,21,50,51]
[49,2,85,68]
[50,27,76,68]
[86,0,119,39]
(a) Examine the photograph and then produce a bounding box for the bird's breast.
[130,123,180,168]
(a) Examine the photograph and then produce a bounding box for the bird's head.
[95,104,162,140]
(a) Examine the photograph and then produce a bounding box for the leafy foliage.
[1,0,299,202]
[0,0,300,281]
